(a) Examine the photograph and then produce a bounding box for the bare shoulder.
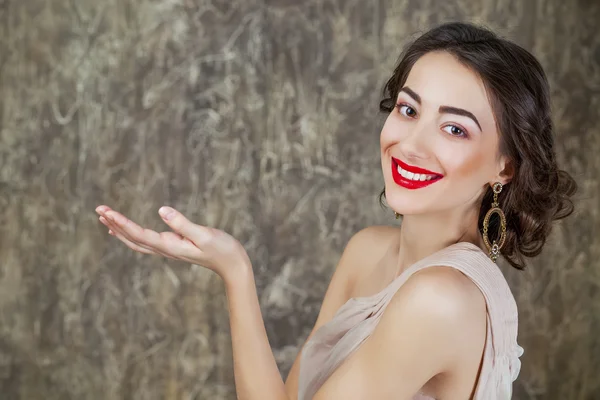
[347,227,485,321]
[345,225,400,268]
[393,266,487,323]
[384,266,487,364]
[393,266,488,375]
[384,266,488,385]
[350,225,400,247]
[312,265,488,399]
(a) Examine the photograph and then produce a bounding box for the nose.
[398,120,431,162]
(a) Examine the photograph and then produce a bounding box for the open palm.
[95,205,251,281]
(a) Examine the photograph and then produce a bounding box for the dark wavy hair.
[378,22,577,270]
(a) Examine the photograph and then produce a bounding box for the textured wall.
[0,0,598,399]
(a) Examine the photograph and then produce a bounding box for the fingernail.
[108,230,114,235]
[159,206,175,221]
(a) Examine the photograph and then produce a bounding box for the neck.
[394,205,485,277]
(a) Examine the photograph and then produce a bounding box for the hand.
[95,205,252,282]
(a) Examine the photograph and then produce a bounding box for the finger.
[158,206,213,246]
[101,216,179,258]
[100,211,158,251]
[95,205,112,214]
[99,215,201,261]
[98,215,155,252]
[107,226,157,255]
[104,211,161,245]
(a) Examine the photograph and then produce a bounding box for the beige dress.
[297,242,524,400]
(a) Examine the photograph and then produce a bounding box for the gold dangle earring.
[482,182,507,263]
[394,211,400,219]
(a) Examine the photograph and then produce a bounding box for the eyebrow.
[399,86,483,132]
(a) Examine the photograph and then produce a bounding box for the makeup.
[391,157,443,190]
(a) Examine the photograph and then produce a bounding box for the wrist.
[223,262,255,293]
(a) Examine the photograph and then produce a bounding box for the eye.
[442,124,468,138]
[396,104,417,118]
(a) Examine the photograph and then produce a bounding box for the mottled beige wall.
[0,0,598,399]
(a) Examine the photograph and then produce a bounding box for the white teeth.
[397,165,438,181]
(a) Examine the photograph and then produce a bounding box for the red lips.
[391,157,443,190]
[392,157,442,176]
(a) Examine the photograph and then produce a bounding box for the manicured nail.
[159,206,175,221]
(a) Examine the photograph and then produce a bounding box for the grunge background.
[0,0,598,399]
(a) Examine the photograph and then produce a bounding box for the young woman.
[95,22,576,400]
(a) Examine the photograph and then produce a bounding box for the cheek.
[380,115,402,148]
[443,147,490,183]
[447,131,501,182]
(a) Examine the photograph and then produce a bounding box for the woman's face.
[380,51,509,216]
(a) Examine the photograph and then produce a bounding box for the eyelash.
[395,103,469,139]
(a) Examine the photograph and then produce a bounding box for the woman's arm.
[225,267,290,400]
[93,205,414,399]
[226,225,394,400]
[94,206,291,400]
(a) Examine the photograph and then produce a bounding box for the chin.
[384,186,437,216]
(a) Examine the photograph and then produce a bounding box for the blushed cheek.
[451,149,491,185]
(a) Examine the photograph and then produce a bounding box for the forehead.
[402,51,495,123]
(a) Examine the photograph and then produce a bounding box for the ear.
[492,157,514,186]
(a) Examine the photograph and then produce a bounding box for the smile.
[391,157,444,190]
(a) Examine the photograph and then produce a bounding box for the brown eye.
[442,124,468,138]
[396,104,417,118]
